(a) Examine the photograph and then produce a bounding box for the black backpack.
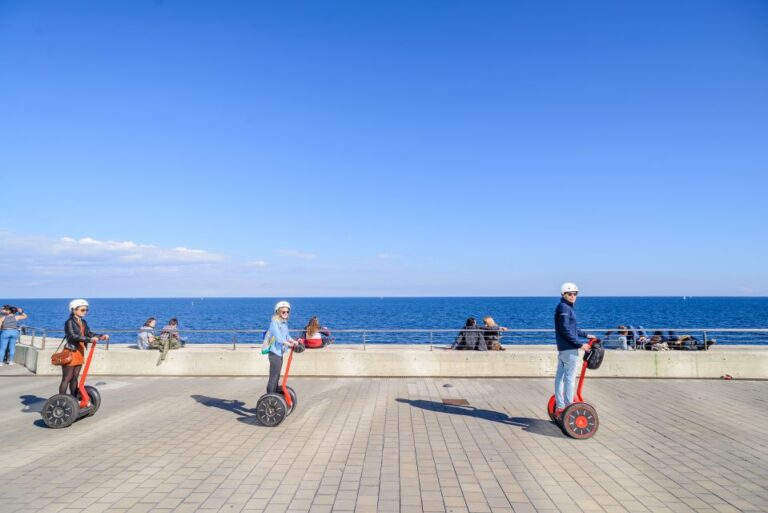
[585,341,605,370]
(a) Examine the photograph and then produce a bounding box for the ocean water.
[5,297,768,345]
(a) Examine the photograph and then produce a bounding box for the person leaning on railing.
[1,304,28,366]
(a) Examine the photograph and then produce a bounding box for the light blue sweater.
[267,319,292,357]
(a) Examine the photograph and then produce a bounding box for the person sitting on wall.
[137,317,157,350]
[603,325,630,350]
[452,317,487,350]
[303,316,333,348]
[645,331,669,351]
[481,316,508,351]
[158,318,186,349]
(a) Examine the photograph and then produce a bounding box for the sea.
[4,297,767,346]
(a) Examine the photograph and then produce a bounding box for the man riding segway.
[553,283,596,421]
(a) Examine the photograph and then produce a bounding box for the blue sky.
[1,0,767,297]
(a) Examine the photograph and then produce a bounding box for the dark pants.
[60,365,82,395]
[267,352,283,394]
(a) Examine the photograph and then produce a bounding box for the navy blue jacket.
[554,298,587,351]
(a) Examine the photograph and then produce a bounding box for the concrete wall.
[12,342,38,370]
[14,336,768,378]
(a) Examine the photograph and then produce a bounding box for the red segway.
[41,339,102,428]
[255,342,304,427]
[547,338,604,439]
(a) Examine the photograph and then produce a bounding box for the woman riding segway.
[60,299,109,397]
[256,301,303,426]
[41,299,109,428]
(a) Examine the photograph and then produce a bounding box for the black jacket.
[453,328,487,351]
[483,327,502,347]
[64,315,99,351]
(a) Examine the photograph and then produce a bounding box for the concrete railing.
[11,336,768,379]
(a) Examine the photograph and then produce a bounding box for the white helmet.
[69,299,89,312]
[560,282,579,295]
[274,300,291,312]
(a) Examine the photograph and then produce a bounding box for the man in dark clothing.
[554,283,594,418]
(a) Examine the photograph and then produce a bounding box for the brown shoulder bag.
[51,338,73,366]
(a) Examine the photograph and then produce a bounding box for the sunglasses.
[279,310,290,314]
[77,307,89,312]
[564,292,578,297]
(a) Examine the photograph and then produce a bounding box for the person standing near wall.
[1,305,28,366]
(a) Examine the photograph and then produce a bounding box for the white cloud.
[275,248,316,260]
[52,236,224,264]
[0,231,225,272]
[0,230,239,296]
[377,253,398,260]
[246,260,268,268]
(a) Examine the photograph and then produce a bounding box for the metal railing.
[15,326,768,351]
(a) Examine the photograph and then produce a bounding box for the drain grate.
[442,398,470,406]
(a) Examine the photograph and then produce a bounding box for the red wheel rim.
[562,403,599,439]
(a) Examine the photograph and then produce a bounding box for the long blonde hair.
[305,316,320,337]
[483,316,497,327]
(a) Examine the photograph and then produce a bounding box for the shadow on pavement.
[191,395,256,417]
[20,394,47,413]
[396,398,562,438]
[506,416,564,438]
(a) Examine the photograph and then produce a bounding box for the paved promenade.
[0,375,766,513]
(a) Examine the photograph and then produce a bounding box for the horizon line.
[3,295,767,300]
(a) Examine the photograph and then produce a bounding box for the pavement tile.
[1,377,767,513]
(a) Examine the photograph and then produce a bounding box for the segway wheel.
[561,402,599,439]
[41,394,80,429]
[256,393,288,427]
[285,386,297,416]
[547,395,557,422]
[77,386,101,416]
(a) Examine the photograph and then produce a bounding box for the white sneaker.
[7,362,14,366]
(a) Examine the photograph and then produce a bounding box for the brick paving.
[0,375,766,513]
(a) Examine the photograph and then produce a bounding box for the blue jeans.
[554,349,579,409]
[1,329,19,363]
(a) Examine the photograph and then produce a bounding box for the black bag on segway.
[585,342,605,370]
